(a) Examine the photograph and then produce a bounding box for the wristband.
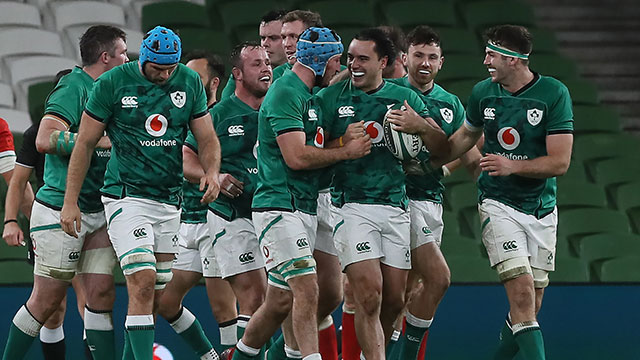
[4,219,17,225]
[339,136,344,147]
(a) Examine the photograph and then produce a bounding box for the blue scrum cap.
[296,27,344,77]
[139,26,182,66]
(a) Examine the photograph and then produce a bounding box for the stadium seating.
[436,54,488,82]
[438,28,483,54]
[6,56,76,88]
[530,54,579,80]
[50,1,126,32]
[528,28,558,53]
[599,257,640,282]
[217,1,283,33]
[440,79,477,105]
[563,78,599,105]
[0,2,42,28]
[0,260,34,285]
[0,83,14,109]
[558,208,632,252]
[27,80,57,124]
[141,1,210,32]
[461,0,536,34]
[447,255,498,282]
[0,109,32,133]
[382,1,459,31]
[552,257,590,282]
[304,1,375,28]
[556,182,608,210]
[0,28,65,59]
[572,105,621,134]
[177,27,232,56]
[615,182,640,233]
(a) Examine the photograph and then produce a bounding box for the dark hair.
[261,9,288,24]
[184,50,225,79]
[79,25,127,67]
[230,41,262,69]
[378,25,407,54]
[355,28,396,64]
[406,25,441,48]
[281,10,323,28]
[483,25,532,58]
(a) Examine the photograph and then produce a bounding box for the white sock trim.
[40,325,64,343]
[512,321,540,335]
[170,307,196,334]
[236,339,260,356]
[125,315,154,328]
[236,314,250,329]
[219,322,237,346]
[84,308,113,331]
[342,304,355,314]
[390,329,401,341]
[302,354,322,360]
[318,314,333,331]
[284,345,302,359]
[405,311,432,329]
[13,305,42,337]
[360,352,366,360]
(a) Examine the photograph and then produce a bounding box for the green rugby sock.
[494,314,518,360]
[125,315,154,360]
[399,313,432,360]
[84,307,116,360]
[2,305,41,360]
[266,334,286,360]
[168,307,214,357]
[513,321,546,360]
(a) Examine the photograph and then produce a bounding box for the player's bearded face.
[407,43,443,86]
[240,47,273,98]
[260,20,286,67]
[347,39,385,92]
[320,56,343,87]
[484,49,511,83]
[144,62,178,85]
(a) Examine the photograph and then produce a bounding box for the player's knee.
[532,268,549,289]
[120,246,156,277]
[495,257,532,283]
[34,263,75,282]
[155,261,174,290]
[353,284,382,317]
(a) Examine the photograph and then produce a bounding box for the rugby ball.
[383,105,423,160]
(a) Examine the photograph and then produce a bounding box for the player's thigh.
[173,222,205,274]
[379,204,411,270]
[208,212,263,279]
[315,191,338,256]
[478,199,529,268]
[409,200,443,250]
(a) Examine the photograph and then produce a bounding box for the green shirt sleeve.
[465,82,484,130]
[407,90,429,118]
[44,83,83,127]
[191,72,209,118]
[545,81,574,133]
[220,76,235,99]
[451,95,466,131]
[84,75,114,124]
[267,88,305,136]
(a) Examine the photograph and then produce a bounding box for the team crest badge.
[170,91,186,108]
[440,108,454,124]
[527,108,543,126]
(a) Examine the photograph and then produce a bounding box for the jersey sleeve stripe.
[192,110,208,120]
[463,119,483,132]
[42,113,71,127]
[276,127,305,136]
[15,162,34,169]
[547,129,573,135]
[84,109,105,123]
[184,142,198,154]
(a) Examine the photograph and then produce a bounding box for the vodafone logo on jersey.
[497,127,520,150]
[314,127,325,148]
[364,121,384,144]
[145,114,168,137]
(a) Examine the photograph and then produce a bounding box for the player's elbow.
[553,158,571,177]
[284,156,306,171]
[35,134,51,154]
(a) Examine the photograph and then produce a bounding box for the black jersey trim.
[547,129,574,135]
[252,207,294,213]
[422,86,435,96]
[192,110,209,120]
[366,81,385,95]
[184,142,198,154]
[100,191,122,200]
[44,112,71,126]
[511,72,540,97]
[207,101,217,110]
[276,127,304,136]
[84,110,105,123]
[35,198,62,211]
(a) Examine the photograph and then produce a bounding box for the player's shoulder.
[535,74,570,94]
[431,83,463,106]
[317,79,349,99]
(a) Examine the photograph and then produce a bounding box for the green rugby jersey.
[466,74,573,217]
[252,70,322,215]
[318,79,429,209]
[36,66,109,213]
[390,77,466,203]
[272,62,293,81]
[85,61,209,206]
[185,95,259,221]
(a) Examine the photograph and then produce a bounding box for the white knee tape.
[78,247,117,275]
[532,268,549,288]
[495,257,532,282]
[155,261,173,290]
[120,246,155,276]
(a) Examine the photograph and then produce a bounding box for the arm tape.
[50,130,76,155]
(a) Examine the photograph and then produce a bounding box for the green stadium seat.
[442,210,463,237]
[572,105,621,134]
[441,79,477,105]
[441,234,483,258]
[27,80,56,124]
[572,133,640,166]
[176,28,232,56]
[551,257,590,282]
[218,1,281,33]
[599,257,640,282]
[441,166,474,188]
[558,208,632,250]
[446,182,478,212]
[234,25,259,43]
[0,239,28,260]
[555,236,574,258]
[330,26,361,49]
[438,28,483,54]
[563,78,599,105]
[141,1,210,32]
[529,28,558,53]
[436,54,488,82]
[578,234,640,264]
[447,255,497,282]
[591,157,640,190]
[0,260,33,284]
[556,182,607,210]
[530,54,579,80]
[615,182,640,233]
[462,0,536,34]
[382,1,458,31]
[307,1,375,28]
[556,162,588,185]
